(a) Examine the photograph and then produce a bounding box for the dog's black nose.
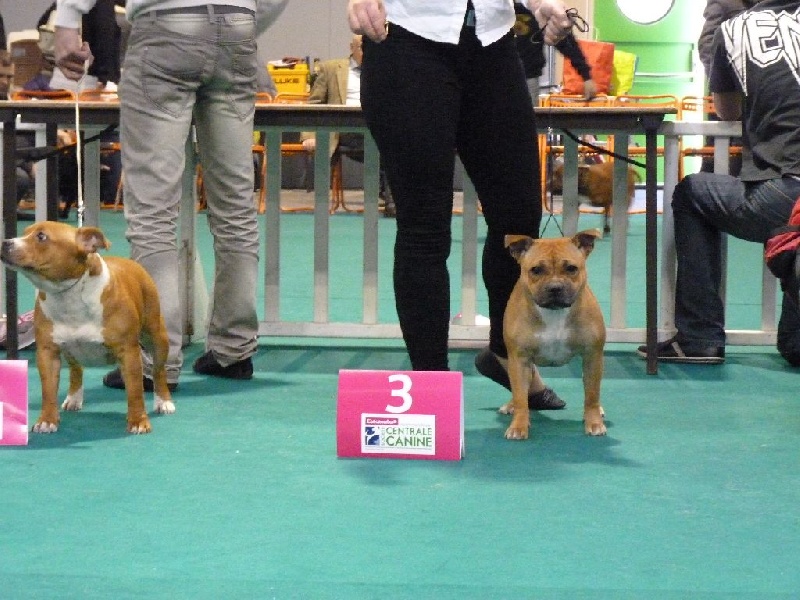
[1,240,11,259]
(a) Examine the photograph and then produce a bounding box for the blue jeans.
[120,8,259,379]
[360,23,541,370]
[672,173,800,355]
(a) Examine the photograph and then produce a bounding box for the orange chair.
[272,92,309,104]
[678,95,742,179]
[10,89,76,101]
[541,93,614,108]
[255,91,274,104]
[330,143,375,214]
[330,149,347,213]
[265,91,317,212]
[253,92,273,212]
[612,94,678,160]
[78,88,119,102]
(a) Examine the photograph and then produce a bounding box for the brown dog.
[551,161,640,232]
[0,222,174,434]
[500,230,606,440]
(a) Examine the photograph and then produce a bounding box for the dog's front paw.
[154,395,175,415]
[61,388,84,411]
[498,401,514,415]
[32,420,59,434]
[504,424,529,440]
[127,416,153,434]
[584,406,607,436]
[504,413,530,440]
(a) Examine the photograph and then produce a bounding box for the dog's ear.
[76,227,111,255]
[505,235,534,262]
[572,229,602,256]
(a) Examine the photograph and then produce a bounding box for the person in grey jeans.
[54,0,288,389]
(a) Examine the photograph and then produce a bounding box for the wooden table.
[1,101,673,373]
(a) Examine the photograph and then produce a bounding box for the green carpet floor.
[2,209,799,599]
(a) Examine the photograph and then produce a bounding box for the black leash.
[532,6,589,40]
[558,128,647,169]
[16,123,119,163]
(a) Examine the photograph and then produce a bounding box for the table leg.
[643,115,664,374]
[3,118,18,358]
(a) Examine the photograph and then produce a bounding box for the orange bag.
[561,40,615,95]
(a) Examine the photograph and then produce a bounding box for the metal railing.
[660,120,777,345]
[252,105,670,347]
[254,114,777,347]
[7,103,774,357]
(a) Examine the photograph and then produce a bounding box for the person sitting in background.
[514,4,596,102]
[0,52,37,220]
[300,34,395,217]
[639,0,800,366]
[694,0,756,177]
[35,1,122,217]
[0,47,11,100]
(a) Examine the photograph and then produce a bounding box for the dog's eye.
[36,231,48,243]
[530,266,545,276]
[565,264,579,275]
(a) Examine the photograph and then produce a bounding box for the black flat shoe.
[636,336,724,364]
[474,347,566,410]
[192,351,253,379]
[103,367,178,392]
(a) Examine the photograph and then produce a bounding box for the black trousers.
[361,22,541,370]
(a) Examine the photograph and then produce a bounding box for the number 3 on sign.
[385,374,412,413]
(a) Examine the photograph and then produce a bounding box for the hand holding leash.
[54,26,94,81]
[528,0,574,45]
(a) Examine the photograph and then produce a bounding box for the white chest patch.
[534,307,576,366]
[39,258,113,366]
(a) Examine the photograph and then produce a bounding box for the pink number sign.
[0,360,28,446]
[336,370,464,460]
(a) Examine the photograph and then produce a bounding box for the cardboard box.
[267,62,309,95]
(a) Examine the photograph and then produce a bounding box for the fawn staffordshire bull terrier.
[0,222,174,434]
[551,161,640,233]
[500,230,606,440]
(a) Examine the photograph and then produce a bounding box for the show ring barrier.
[3,103,774,372]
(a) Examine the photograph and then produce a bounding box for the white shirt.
[386,0,517,46]
[346,59,361,107]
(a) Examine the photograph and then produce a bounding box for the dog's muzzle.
[0,240,18,265]
[535,283,576,310]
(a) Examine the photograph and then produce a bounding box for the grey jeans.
[672,172,800,355]
[120,8,259,379]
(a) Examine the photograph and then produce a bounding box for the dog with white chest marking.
[500,229,606,440]
[0,221,174,434]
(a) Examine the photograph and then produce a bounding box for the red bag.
[766,198,800,272]
[561,40,615,96]
[764,196,800,295]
